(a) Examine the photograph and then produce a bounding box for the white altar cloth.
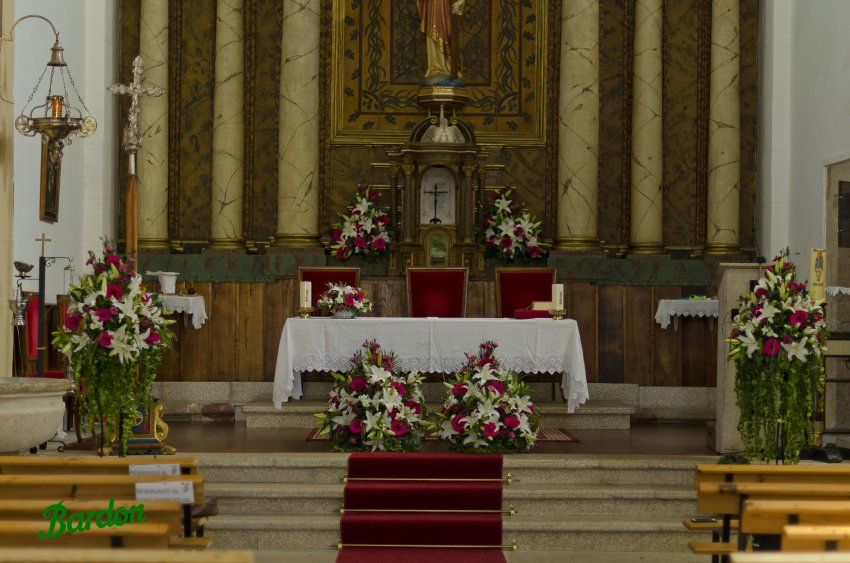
[273,317,589,413]
[159,295,208,329]
[654,298,718,330]
[827,287,850,297]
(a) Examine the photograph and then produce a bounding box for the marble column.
[555,0,600,251]
[138,0,170,249]
[0,0,14,376]
[705,0,741,253]
[629,0,664,253]
[210,0,245,249]
[274,0,321,248]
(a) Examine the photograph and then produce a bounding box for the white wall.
[759,0,850,260]
[12,0,117,301]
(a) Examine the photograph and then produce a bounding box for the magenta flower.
[504,416,521,429]
[97,331,113,348]
[762,338,781,356]
[404,400,421,414]
[781,334,793,344]
[106,284,124,300]
[754,287,769,300]
[390,420,408,436]
[374,237,387,250]
[501,237,513,249]
[349,377,367,392]
[349,418,364,434]
[486,380,505,395]
[94,308,113,323]
[789,310,808,328]
[332,228,342,242]
[336,246,346,260]
[389,381,407,396]
[482,422,499,439]
[145,331,161,345]
[105,255,121,267]
[354,237,366,248]
[452,383,468,397]
[64,313,83,331]
[450,414,468,432]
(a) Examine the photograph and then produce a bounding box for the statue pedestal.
[417,86,469,114]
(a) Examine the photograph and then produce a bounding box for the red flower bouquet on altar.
[429,341,539,453]
[315,340,426,452]
[480,187,546,263]
[330,184,393,261]
[315,283,372,318]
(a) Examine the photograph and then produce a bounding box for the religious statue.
[418,0,465,85]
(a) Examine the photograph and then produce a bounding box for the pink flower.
[332,228,342,242]
[754,287,769,300]
[106,284,124,300]
[486,380,505,395]
[349,377,367,392]
[145,331,161,345]
[64,313,83,331]
[354,237,366,248]
[374,237,387,250]
[105,255,121,267]
[94,265,106,275]
[349,418,364,434]
[85,257,94,266]
[789,310,808,328]
[781,334,793,344]
[389,381,407,396]
[450,414,468,432]
[482,422,499,439]
[97,331,113,348]
[762,338,781,356]
[501,237,513,249]
[504,416,521,429]
[390,420,408,436]
[404,400,421,414]
[452,383,468,397]
[344,294,356,308]
[94,308,113,323]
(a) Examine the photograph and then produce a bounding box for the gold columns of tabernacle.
[137,0,170,249]
[209,0,245,249]
[629,0,664,253]
[705,0,741,254]
[274,0,321,248]
[555,0,601,252]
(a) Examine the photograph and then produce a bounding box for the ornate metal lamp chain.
[65,66,91,115]
[20,65,49,113]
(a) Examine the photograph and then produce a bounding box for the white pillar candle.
[552,284,564,310]
[300,281,312,308]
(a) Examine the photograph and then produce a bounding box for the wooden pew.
[0,520,170,549]
[0,456,199,476]
[741,499,850,537]
[0,549,253,562]
[783,525,850,552]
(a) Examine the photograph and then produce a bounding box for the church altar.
[654,298,719,330]
[159,294,208,329]
[273,317,589,413]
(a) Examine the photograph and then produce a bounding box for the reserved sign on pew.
[135,481,195,503]
[128,463,181,476]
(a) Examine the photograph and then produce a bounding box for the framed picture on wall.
[39,138,61,223]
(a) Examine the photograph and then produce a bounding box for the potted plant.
[316,283,372,318]
[727,252,827,463]
[53,241,175,455]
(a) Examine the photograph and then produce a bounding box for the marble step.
[207,481,696,517]
[241,399,634,430]
[205,513,710,552]
[192,453,711,486]
[249,549,704,563]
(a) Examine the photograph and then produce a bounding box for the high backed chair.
[406,268,469,318]
[23,294,66,378]
[495,267,557,318]
[298,267,361,310]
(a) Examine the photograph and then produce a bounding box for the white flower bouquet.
[330,184,393,261]
[315,283,373,318]
[480,187,546,262]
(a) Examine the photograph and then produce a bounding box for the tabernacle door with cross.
[419,166,456,225]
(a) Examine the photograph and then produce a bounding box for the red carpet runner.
[336,452,508,563]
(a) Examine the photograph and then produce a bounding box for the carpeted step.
[344,480,503,511]
[347,452,503,480]
[340,512,504,547]
[336,547,507,563]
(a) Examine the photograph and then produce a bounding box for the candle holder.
[297,307,314,319]
[549,309,566,321]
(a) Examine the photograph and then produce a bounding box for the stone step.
[241,399,634,430]
[192,453,712,485]
[205,513,710,551]
[206,481,696,517]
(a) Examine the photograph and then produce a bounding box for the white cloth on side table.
[159,295,208,329]
[273,317,589,413]
[654,298,718,330]
[826,287,850,297]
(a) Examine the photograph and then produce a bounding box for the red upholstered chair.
[298,267,361,309]
[495,267,557,318]
[406,268,468,318]
[24,294,66,378]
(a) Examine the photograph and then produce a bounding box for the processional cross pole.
[107,55,164,257]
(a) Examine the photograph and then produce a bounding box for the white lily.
[781,339,810,363]
[737,330,760,358]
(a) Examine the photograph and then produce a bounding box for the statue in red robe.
[417,0,465,84]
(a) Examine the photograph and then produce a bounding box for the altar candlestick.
[300,281,312,308]
[552,283,564,310]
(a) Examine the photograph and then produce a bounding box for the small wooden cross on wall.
[35,232,51,257]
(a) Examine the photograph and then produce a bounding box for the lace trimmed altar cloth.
[654,298,719,330]
[159,295,208,329]
[827,287,850,297]
[273,317,589,413]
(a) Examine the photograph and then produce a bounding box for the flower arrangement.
[727,251,827,463]
[315,340,426,451]
[53,241,174,455]
[480,187,546,262]
[315,283,373,318]
[330,184,393,261]
[429,341,539,453]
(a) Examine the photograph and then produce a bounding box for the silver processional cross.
[107,55,164,174]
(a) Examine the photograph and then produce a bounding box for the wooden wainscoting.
[153,279,717,386]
